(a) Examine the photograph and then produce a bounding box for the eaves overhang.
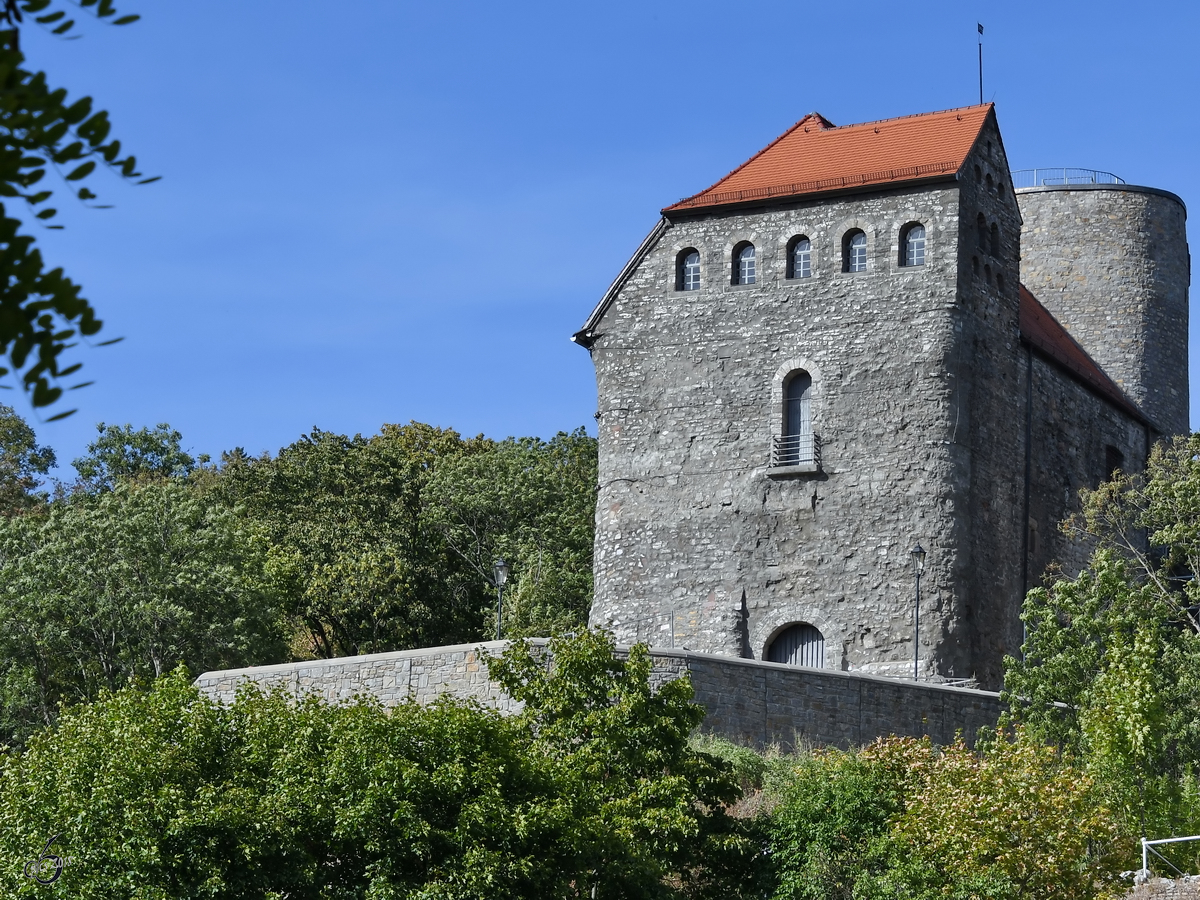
[572,216,672,350]
[660,171,962,219]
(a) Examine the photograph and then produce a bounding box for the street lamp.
[910,543,926,680]
[493,558,509,641]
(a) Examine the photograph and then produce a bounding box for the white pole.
[1143,837,1148,880]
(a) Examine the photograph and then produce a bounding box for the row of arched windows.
[976,213,1001,257]
[676,223,927,290]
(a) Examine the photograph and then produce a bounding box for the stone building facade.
[574,105,1189,691]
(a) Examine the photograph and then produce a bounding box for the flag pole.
[978,23,984,104]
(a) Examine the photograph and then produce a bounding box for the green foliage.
[0,634,759,899]
[767,749,901,899]
[425,429,597,638]
[0,471,285,744]
[0,670,555,899]
[0,1,151,412]
[765,732,1122,900]
[1004,434,1200,852]
[221,422,494,657]
[489,631,757,898]
[72,421,198,491]
[0,400,53,511]
[223,423,597,658]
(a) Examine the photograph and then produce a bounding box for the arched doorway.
[766,623,825,668]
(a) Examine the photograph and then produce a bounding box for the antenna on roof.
[977,23,984,105]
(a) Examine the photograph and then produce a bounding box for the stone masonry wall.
[1017,185,1190,437]
[1025,351,1149,588]
[586,111,1028,689]
[1129,878,1200,899]
[588,180,974,681]
[194,641,1005,750]
[954,119,1026,685]
[195,641,523,714]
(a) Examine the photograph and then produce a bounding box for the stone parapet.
[195,641,1004,750]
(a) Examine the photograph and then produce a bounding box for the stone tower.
[573,105,1188,692]
[1016,177,1189,436]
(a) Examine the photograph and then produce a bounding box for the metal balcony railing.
[1010,168,1125,189]
[771,432,821,468]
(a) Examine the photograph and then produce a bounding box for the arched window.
[843,230,867,273]
[676,248,701,291]
[767,622,825,667]
[976,213,987,251]
[989,222,1000,257]
[984,264,993,285]
[996,273,1005,293]
[733,242,756,285]
[986,173,995,194]
[780,371,812,465]
[901,223,926,267]
[787,236,812,278]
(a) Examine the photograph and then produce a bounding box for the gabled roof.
[664,104,994,214]
[1019,284,1149,426]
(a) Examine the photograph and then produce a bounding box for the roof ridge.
[663,103,994,214]
[823,103,992,132]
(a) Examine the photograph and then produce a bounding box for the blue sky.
[12,0,1198,474]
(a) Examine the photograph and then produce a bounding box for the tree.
[0,401,53,512]
[71,421,197,492]
[0,634,759,899]
[0,1,154,415]
[759,732,1122,900]
[424,429,597,638]
[488,631,756,898]
[1003,434,1200,852]
[222,423,597,658]
[221,422,494,658]
[0,468,285,744]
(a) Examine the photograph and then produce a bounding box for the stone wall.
[1129,877,1200,899]
[195,641,1005,750]
[194,641,523,714]
[1025,349,1150,587]
[1017,184,1190,437]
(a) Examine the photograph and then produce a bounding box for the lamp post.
[493,558,509,642]
[910,543,926,681]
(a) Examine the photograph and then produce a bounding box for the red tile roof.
[1019,284,1147,423]
[664,105,994,213]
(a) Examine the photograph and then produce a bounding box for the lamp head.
[493,558,510,586]
[910,543,926,574]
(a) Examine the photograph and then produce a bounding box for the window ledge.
[766,463,821,478]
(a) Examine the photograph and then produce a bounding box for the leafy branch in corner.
[0,0,150,418]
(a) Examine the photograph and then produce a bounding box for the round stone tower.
[1015,170,1190,435]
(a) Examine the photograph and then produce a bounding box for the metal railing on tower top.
[1011,168,1126,189]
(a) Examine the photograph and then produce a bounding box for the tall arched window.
[733,242,756,285]
[976,213,987,251]
[989,222,1000,257]
[767,623,825,667]
[676,248,701,291]
[901,223,926,267]
[787,236,812,278]
[781,371,812,465]
[843,230,867,272]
